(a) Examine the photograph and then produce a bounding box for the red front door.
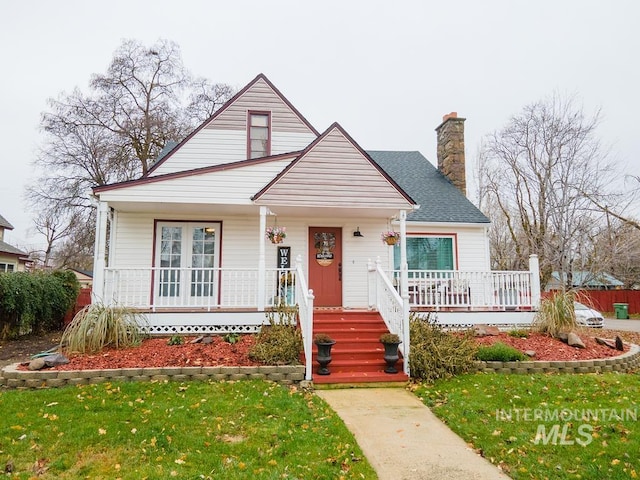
[308,227,342,307]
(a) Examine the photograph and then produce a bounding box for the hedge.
[0,270,80,339]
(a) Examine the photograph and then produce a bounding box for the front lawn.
[0,380,377,479]
[414,372,639,479]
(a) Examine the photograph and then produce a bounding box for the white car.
[574,301,605,328]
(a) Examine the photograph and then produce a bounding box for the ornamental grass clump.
[61,303,149,354]
[533,290,576,337]
[249,303,302,365]
[408,311,477,383]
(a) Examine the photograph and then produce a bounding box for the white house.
[91,74,539,380]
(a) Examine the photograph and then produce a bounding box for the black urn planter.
[381,341,402,374]
[315,340,336,375]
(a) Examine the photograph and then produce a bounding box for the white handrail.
[294,255,314,381]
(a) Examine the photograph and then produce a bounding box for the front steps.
[309,310,409,385]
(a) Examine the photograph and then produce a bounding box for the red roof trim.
[93,151,301,194]
[146,73,319,176]
[252,122,416,205]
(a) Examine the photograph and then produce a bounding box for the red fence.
[546,290,640,314]
[64,287,92,325]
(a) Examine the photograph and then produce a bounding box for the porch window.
[248,112,270,159]
[0,262,15,272]
[155,222,221,306]
[394,236,455,270]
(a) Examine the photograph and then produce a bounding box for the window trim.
[247,110,271,159]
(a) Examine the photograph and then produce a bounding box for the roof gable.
[254,123,414,209]
[0,214,14,230]
[147,74,318,177]
[369,151,490,224]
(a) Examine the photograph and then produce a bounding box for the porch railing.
[294,255,315,381]
[102,266,298,310]
[368,259,409,375]
[391,269,536,310]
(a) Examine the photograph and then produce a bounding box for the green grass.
[0,380,377,479]
[414,372,640,479]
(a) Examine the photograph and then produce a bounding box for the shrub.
[475,342,527,362]
[508,329,529,338]
[167,335,184,346]
[0,270,80,339]
[408,312,477,383]
[380,332,400,343]
[61,303,150,354]
[533,290,576,336]
[222,333,240,344]
[313,333,334,344]
[249,303,302,365]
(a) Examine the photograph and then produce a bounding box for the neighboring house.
[0,214,30,272]
[69,268,93,288]
[92,74,540,377]
[547,271,624,291]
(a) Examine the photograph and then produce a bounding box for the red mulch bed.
[472,331,628,361]
[46,335,261,371]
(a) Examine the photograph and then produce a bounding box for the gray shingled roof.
[0,213,14,230]
[0,239,26,256]
[368,150,490,224]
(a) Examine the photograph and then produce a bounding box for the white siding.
[150,129,315,177]
[110,212,489,310]
[99,159,293,205]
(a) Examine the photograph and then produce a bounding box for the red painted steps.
[307,310,409,385]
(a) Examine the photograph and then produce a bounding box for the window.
[394,236,455,271]
[155,222,221,305]
[0,263,15,272]
[248,112,270,159]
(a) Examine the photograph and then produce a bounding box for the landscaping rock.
[190,336,204,344]
[42,353,69,367]
[28,358,46,371]
[473,325,500,337]
[567,332,586,349]
[595,337,617,349]
[556,332,569,343]
[524,350,536,357]
[615,336,624,351]
[202,336,214,344]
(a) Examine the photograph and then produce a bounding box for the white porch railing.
[391,269,536,310]
[294,255,315,381]
[368,258,410,375]
[102,267,298,310]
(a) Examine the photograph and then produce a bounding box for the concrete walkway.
[316,388,511,480]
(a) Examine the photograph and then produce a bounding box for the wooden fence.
[547,289,640,314]
[63,287,92,325]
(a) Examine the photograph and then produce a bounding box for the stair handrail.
[295,254,314,381]
[368,257,409,372]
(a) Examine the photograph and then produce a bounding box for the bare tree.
[27,39,234,268]
[478,94,616,288]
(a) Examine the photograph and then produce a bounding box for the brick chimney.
[435,112,466,196]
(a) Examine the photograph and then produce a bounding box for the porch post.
[258,206,268,310]
[529,254,541,310]
[399,210,410,376]
[92,200,109,303]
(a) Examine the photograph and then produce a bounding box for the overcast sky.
[1,0,638,252]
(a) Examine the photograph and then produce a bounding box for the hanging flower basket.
[381,231,399,245]
[266,226,287,244]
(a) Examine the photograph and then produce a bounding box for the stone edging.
[475,344,640,374]
[0,365,305,390]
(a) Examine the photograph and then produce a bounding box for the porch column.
[257,206,268,309]
[529,254,541,310]
[399,210,410,375]
[92,200,109,303]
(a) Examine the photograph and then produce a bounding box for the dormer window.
[248,112,270,159]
